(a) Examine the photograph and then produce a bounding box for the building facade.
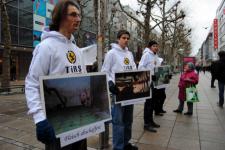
[217,0,225,52]
[198,0,225,67]
[0,0,98,80]
[0,0,33,80]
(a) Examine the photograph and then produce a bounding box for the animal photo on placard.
[41,73,111,136]
[115,70,151,103]
[154,65,171,88]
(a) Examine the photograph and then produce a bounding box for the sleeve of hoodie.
[101,51,114,82]
[130,52,137,70]
[25,43,52,124]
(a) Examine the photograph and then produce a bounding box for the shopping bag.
[186,85,199,103]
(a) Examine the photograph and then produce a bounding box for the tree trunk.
[171,7,178,67]
[1,1,11,88]
[161,0,166,61]
[143,0,151,46]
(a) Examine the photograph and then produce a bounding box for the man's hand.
[36,119,56,144]
[152,75,156,81]
[108,81,119,95]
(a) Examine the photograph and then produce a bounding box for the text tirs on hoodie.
[25,28,86,124]
[101,43,137,83]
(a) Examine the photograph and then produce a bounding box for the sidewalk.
[0,72,224,150]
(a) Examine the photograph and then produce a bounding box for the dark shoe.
[184,112,193,115]
[155,113,163,116]
[144,125,157,132]
[173,109,182,113]
[217,102,223,108]
[124,143,138,150]
[160,110,167,113]
[150,122,160,128]
[211,86,216,88]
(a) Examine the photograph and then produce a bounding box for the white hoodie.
[138,48,161,74]
[25,29,86,124]
[101,43,137,82]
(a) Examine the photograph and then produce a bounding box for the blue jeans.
[218,81,225,106]
[111,97,134,150]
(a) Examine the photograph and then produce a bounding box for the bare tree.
[117,0,185,48]
[117,0,157,46]
[76,0,94,47]
[0,0,13,88]
[150,0,186,62]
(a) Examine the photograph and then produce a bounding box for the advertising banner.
[214,19,218,49]
[33,14,46,32]
[183,57,196,65]
[33,30,42,47]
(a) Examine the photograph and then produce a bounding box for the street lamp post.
[177,48,184,73]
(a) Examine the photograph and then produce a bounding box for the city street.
[0,72,225,150]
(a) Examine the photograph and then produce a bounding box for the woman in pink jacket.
[173,62,199,115]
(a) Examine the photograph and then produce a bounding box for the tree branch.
[137,0,146,5]
[117,0,144,28]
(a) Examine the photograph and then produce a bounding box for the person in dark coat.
[210,61,216,88]
[214,51,225,108]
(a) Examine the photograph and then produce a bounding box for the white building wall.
[217,0,225,52]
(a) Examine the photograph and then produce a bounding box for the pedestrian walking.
[138,40,161,133]
[173,62,199,115]
[210,61,216,88]
[214,51,225,108]
[25,0,87,149]
[101,30,138,150]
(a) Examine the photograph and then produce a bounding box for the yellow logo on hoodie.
[67,51,76,64]
[124,58,130,65]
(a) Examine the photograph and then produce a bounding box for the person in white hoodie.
[138,40,161,133]
[101,30,138,150]
[25,0,87,149]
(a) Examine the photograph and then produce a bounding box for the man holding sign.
[101,30,138,150]
[138,40,161,133]
[25,0,87,149]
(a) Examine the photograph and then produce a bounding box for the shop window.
[19,28,32,46]
[7,0,18,8]
[2,25,19,45]
[6,5,18,25]
[19,10,33,29]
[19,0,32,12]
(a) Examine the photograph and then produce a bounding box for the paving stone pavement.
[0,72,224,150]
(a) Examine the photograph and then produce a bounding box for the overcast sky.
[121,0,223,55]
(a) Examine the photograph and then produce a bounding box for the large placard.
[115,70,151,105]
[39,72,111,147]
[154,65,171,89]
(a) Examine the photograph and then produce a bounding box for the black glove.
[108,81,119,95]
[152,75,156,81]
[36,119,56,144]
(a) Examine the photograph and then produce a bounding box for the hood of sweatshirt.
[143,47,155,55]
[41,27,75,44]
[111,43,129,52]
